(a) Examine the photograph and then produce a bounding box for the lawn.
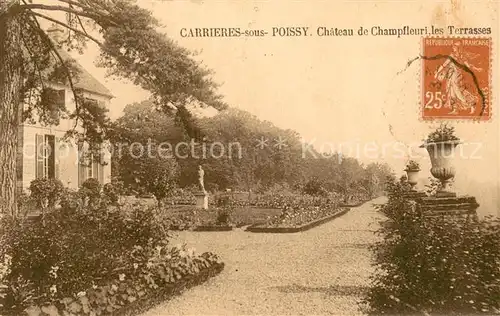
[231,207,282,227]
[160,205,282,229]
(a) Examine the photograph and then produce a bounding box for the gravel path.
[142,197,386,316]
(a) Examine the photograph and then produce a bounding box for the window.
[78,143,105,186]
[84,97,98,107]
[42,88,65,122]
[35,134,58,179]
[84,98,106,111]
[84,98,105,132]
[87,158,94,179]
[44,88,65,106]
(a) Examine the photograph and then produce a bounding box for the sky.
[58,0,499,214]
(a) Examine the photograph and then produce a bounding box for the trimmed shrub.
[81,178,101,193]
[16,192,36,217]
[161,207,199,230]
[214,194,232,207]
[215,206,233,225]
[102,182,122,205]
[303,177,328,197]
[213,193,249,208]
[59,187,82,210]
[28,178,65,209]
[79,178,102,206]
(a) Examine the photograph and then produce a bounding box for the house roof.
[45,24,113,98]
[57,49,114,98]
[73,64,114,98]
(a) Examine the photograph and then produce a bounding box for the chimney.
[46,24,66,45]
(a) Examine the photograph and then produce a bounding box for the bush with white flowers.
[0,202,224,316]
[364,177,500,315]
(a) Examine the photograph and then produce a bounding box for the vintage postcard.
[0,0,499,315]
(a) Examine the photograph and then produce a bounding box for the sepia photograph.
[0,0,499,315]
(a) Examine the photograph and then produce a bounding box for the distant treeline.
[110,100,393,197]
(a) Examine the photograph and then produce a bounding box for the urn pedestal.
[194,191,209,210]
[402,190,427,200]
[415,195,479,219]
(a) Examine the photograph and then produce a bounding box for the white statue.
[198,165,206,192]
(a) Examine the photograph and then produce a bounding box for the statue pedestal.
[415,195,479,219]
[194,191,209,210]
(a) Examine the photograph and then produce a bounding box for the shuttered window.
[46,135,55,178]
[35,134,44,179]
[42,88,65,107]
[98,163,104,184]
[41,88,65,122]
[92,160,98,179]
[78,142,105,186]
[35,134,57,179]
[55,137,60,180]
[78,142,86,187]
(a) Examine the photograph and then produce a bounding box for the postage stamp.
[421,37,491,121]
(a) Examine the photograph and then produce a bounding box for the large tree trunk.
[0,8,22,216]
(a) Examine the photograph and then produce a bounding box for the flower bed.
[267,200,340,227]
[160,205,281,231]
[246,196,346,231]
[108,259,223,316]
[19,248,223,316]
[164,193,196,206]
[251,194,335,209]
[163,207,281,231]
[246,207,350,233]
[160,207,233,231]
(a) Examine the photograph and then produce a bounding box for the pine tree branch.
[19,3,117,26]
[31,12,103,47]
[74,8,90,37]
[19,0,47,115]
[56,0,92,11]
[56,0,113,26]
[19,20,46,91]
[64,2,94,46]
[26,14,82,132]
[67,3,84,44]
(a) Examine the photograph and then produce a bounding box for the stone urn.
[404,168,420,191]
[420,140,460,196]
